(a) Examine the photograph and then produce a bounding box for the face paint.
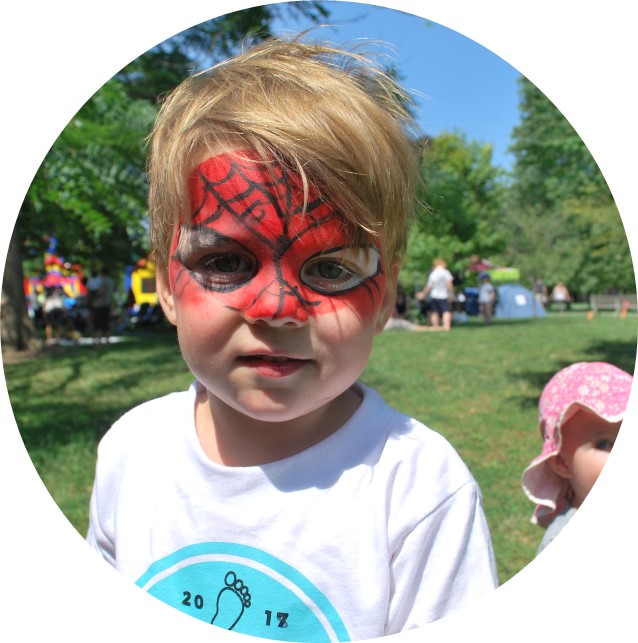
[170,151,386,322]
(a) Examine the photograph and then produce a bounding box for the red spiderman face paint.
[160,150,397,427]
[170,151,386,323]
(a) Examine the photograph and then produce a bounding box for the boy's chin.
[225,393,328,425]
[213,384,360,429]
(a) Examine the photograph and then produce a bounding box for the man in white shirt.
[418,258,455,331]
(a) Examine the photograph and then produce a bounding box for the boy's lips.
[238,353,310,378]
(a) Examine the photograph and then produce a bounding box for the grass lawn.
[3,311,636,586]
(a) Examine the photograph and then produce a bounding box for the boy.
[87,36,497,640]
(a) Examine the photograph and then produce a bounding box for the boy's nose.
[243,287,311,327]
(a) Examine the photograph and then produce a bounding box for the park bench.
[589,293,637,314]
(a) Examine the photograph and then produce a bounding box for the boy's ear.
[547,453,572,480]
[375,259,402,335]
[156,266,177,326]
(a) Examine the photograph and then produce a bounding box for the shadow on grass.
[454,318,542,330]
[506,337,637,412]
[4,329,188,459]
[586,339,637,374]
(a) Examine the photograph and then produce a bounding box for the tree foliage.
[21,79,155,274]
[505,77,633,295]
[401,131,508,289]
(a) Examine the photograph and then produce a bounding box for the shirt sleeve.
[386,481,498,633]
[86,476,117,567]
[85,421,129,568]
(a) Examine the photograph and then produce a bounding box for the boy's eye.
[300,248,380,294]
[194,253,257,291]
[204,254,247,273]
[594,438,615,451]
[174,226,258,292]
[313,261,350,280]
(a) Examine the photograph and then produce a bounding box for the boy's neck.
[194,384,362,467]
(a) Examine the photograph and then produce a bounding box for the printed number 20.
[182,591,204,609]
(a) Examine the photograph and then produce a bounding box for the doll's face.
[157,150,398,423]
[553,409,622,507]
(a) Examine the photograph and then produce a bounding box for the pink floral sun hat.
[521,361,633,527]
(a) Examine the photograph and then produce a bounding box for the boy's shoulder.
[358,384,475,486]
[358,385,482,525]
[97,383,196,456]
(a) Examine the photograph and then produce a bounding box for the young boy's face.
[550,409,622,507]
[157,150,398,423]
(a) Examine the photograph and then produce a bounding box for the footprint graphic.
[211,571,252,630]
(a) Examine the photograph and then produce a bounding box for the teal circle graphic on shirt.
[135,542,350,642]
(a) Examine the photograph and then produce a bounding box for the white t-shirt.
[87,382,497,640]
[426,266,454,299]
[478,282,495,304]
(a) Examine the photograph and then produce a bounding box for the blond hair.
[147,35,422,272]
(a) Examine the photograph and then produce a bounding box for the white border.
[1,1,635,640]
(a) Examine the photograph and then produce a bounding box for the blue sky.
[271,1,523,169]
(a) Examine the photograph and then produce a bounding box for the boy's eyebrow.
[179,224,230,250]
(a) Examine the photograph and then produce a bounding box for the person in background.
[394,282,409,319]
[532,276,547,308]
[417,258,455,331]
[42,286,66,345]
[92,267,115,344]
[477,272,496,325]
[85,269,103,336]
[550,282,571,313]
[521,361,632,555]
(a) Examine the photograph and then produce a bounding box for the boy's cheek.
[168,258,209,310]
[344,273,386,318]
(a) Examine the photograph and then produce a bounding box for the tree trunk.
[1,222,37,352]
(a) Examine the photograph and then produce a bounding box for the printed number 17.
[265,610,289,628]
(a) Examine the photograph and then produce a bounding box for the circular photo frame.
[1,1,635,640]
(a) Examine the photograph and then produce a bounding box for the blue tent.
[495,284,547,319]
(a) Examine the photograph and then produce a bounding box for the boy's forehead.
[189,149,310,210]
[187,151,351,244]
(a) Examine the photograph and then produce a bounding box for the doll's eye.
[300,247,381,294]
[594,438,615,451]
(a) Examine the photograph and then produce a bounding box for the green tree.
[506,77,633,296]
[117,3,328,101]
[566,194,635,294]
[402,131,507,289]
[22,79,155,273]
